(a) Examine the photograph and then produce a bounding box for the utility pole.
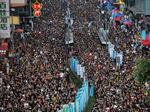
[10,8,15,50]
[29,0,34,31]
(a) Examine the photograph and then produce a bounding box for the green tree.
[133,59,150,84]
[144,95,150,108]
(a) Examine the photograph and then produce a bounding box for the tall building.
[128,0,150,16]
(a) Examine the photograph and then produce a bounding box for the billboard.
[10,0,27,7]
[10,16,20,25]
[0,0,10,38]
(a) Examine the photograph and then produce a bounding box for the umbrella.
[114,16,122,21]
[15,29,24,33]
[138,19,144,24]
[123,21,133,26]
[115,13,123,17]
[110,8,119,15]
[145,34,149,40]
[112,12,123,19]
[142,40,150,47]
[106,2,114,11]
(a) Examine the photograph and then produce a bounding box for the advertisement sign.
[10,16,20,25]
[0,0,10,38]
[10,0,27,7]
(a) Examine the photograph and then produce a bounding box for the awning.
[142,40,150,47]
[10,0,27,7]
[15,29,24,33]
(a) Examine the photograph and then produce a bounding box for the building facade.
[128,0,150,16]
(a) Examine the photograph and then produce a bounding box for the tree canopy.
[133,59,150,84]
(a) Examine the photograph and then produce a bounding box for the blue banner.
[59,57,94,112]
[74,59,79,73]
[141,30,146,40]
[89,83,94,97]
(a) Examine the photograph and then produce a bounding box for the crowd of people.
[1,0,77,111]
[68,0,150,112]
[0,0,150,112]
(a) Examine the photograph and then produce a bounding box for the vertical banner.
[70,58,73,70]
[0,0,10,38]
[63,104,69,112]
[116,52,123,65]
[80,66,84,78]
[74,59,79,73]
[69,102,76,112]
[85,81,89,101]
[78,64,82,77]
[89,83,94,97]
[81,85,86,111]
[57,109,62,112]
[77,63,80,76]
[116,54,120,68]
[82,66,86,81]
[65,28,74,45]
[120,52,123,65]
[80,93,84,112]
[141,30,146,40]
[108,43,115,58]
[65,16,73,27]
[70,57,73,71]
[113,50,117,59]
[72,58,76,72]
[68,57,92,112]
[99,28,108,44]
[75,97,80,112]
[70,57,74,71]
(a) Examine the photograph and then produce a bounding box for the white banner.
[98,28,110,45]
[108,43,115,58]
[0,0,10,38]
[11,0,27,4]
[65,16,73,27]
[65,28,74,44]
[77,64,80,76]
[116,52,123,65]
[80,66,84,78]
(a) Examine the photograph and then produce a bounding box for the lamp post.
[10,8,15,50]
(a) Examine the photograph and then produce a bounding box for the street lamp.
[10,8,15,50]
